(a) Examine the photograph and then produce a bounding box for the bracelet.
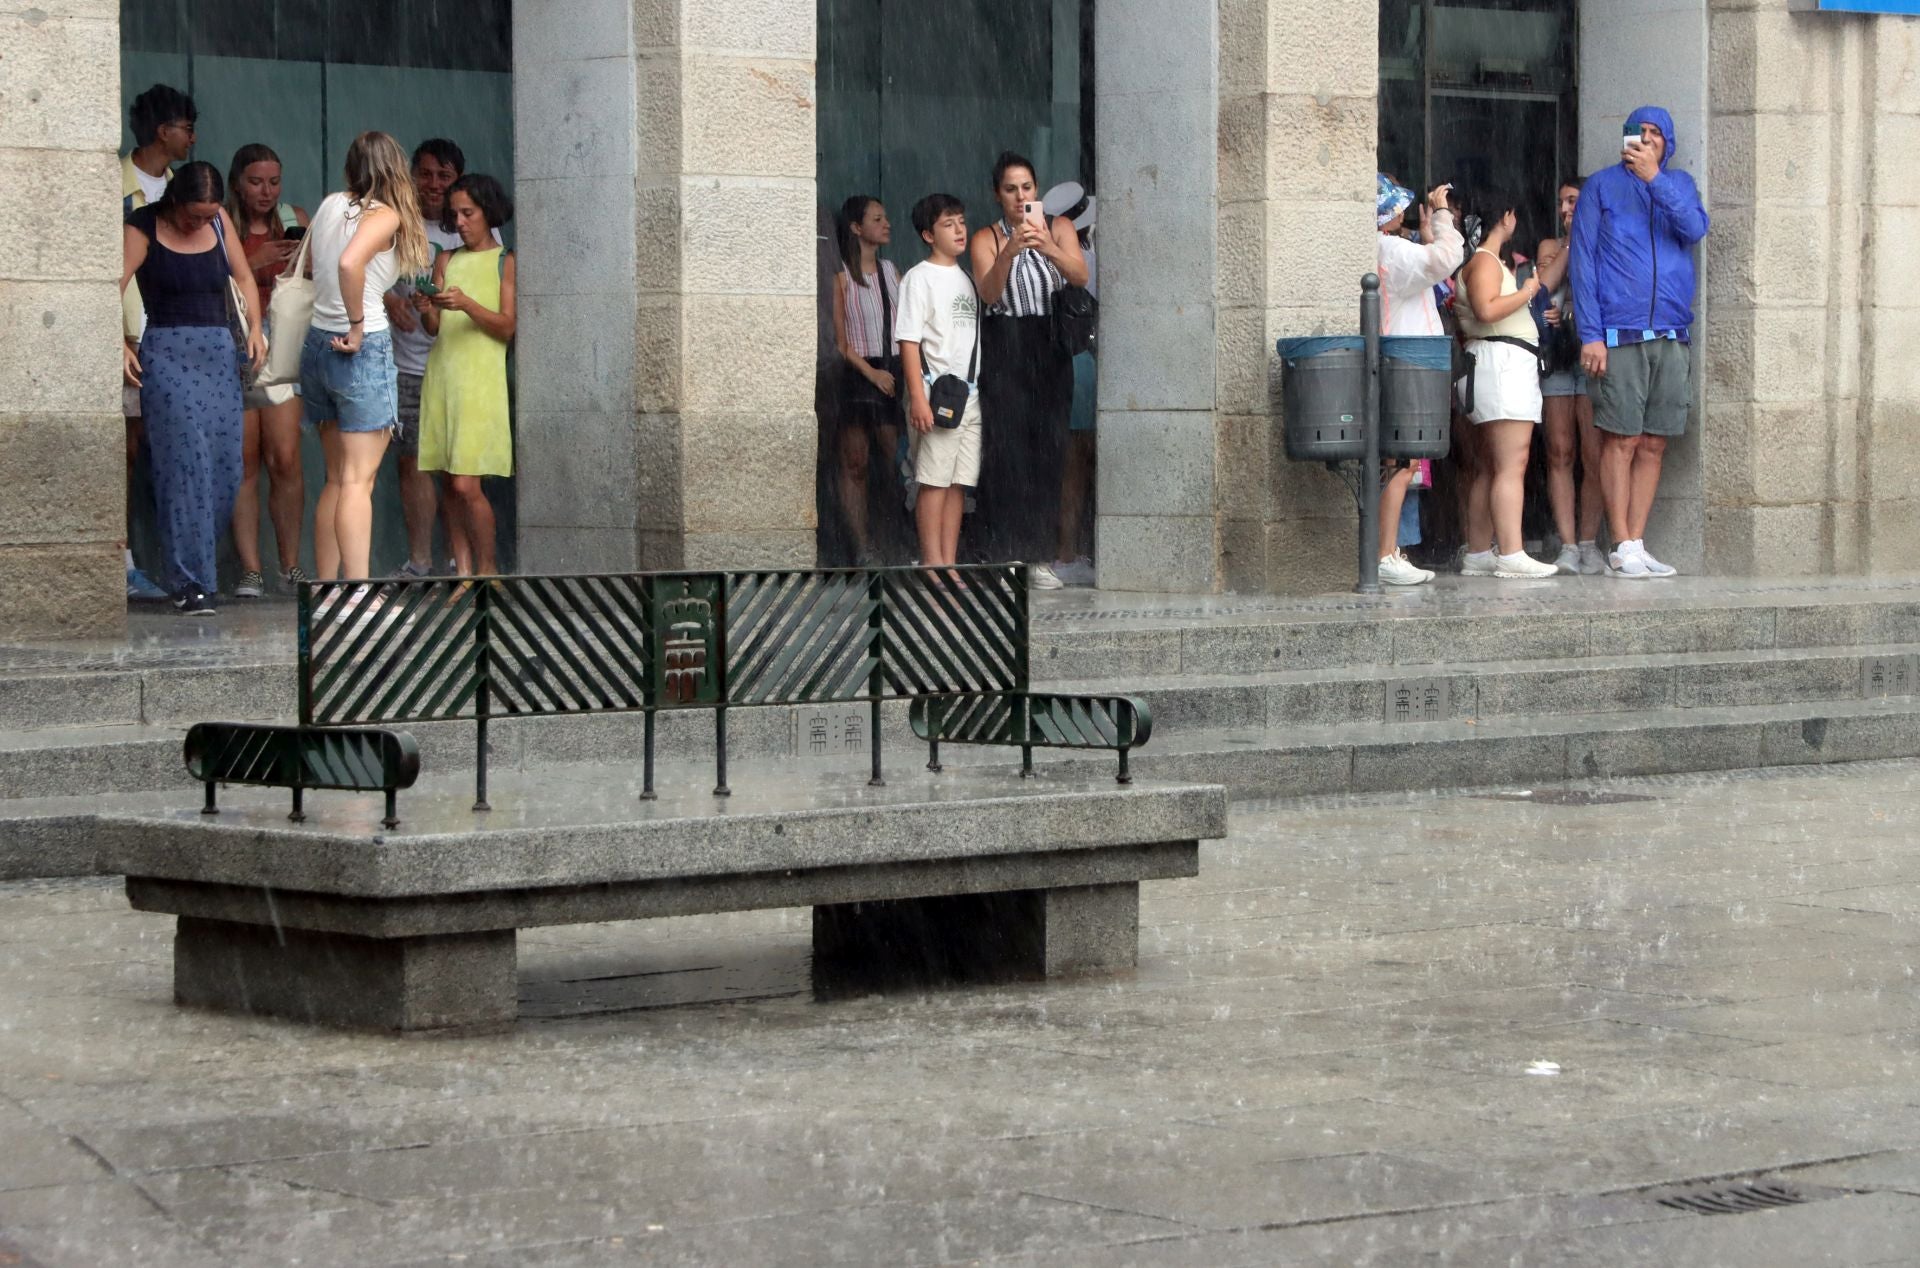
[348,318,365,327]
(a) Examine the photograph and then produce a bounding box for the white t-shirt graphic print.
[893,259,981,385]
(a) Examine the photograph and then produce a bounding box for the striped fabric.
[988,220,1063,318]
[839,260,900,358]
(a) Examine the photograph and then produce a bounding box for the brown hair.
[343,131,429,273]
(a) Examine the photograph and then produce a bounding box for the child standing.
[416,173,515,577]
[894,194,982,573]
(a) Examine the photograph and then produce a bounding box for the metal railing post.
[472,580,492,811]
[1357,273,1383,596]
[867,571,885,787]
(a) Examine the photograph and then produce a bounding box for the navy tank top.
[127,205,229,329]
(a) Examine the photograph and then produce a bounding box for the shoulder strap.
[963,268,980,383]
[879,261,893,355]
[277,203,300,231]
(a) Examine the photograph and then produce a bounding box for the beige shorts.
[243,381,298,410]
[912,394,982,488]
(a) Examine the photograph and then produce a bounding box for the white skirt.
[1459,339,1543,425]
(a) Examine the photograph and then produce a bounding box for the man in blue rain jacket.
[1570,105,1710,580]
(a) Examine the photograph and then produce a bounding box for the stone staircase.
[4,578,1919,877]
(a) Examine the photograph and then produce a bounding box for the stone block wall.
[1704,5,1920,575]
[0,0,125,639]
[514,0,817,575]
[1216,0,1377,593]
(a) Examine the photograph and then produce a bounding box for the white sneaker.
[1029,562,1065,590]
[1460,550,1497,577]
[1053,557,1096,586]
[1551,544,1581,575]
[1495,551,1558,579]
[1606,541,1655,579]
[1378,552,1434,586]
[1634,543,1678,577]
[1577,542,1607,576]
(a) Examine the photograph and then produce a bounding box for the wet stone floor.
[3,762,1920,1265]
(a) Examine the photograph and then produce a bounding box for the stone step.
[1030,592,1920,680]
[8,695,1919,880]
[1050,643,1920,731]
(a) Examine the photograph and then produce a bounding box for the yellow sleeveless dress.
[418,246,512,477]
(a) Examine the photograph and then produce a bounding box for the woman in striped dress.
[969,152,1088,589]
[829,195,902,565]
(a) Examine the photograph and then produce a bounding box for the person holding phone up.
[969,151,1088,589]
[1569,106,1710,580]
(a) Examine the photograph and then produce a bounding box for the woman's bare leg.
[314,423,344,580]
[837,424,871,558]
[1543,395,1577,546]
[1485,419,1536,556]
[234,408,264,574]
[1379,464,1413,556]
[1576,394,1604,544]
[262,397,305,571]
[329,430,390,580]
[447,475,497,576]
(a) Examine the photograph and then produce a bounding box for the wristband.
[348,318,365,327]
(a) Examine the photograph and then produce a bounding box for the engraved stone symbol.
[809,715,829,753]
[844,717,863,753]
[1422,685,1443,721]
[662,598,712,704]
[1394,687,1412,721]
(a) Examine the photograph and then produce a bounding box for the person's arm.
[121,223,149,385]
[1569,183,1605,349]
[1462,253,1539,325]
[1535,238,1570,291]
[420,250,450,338]
[437,251,517,343]
[218,209,268,370]
[1380,210,1463,288]
[831,272,865,371]
[900,341,932,433]
[1649,169,1710,246]
[1037,215,1088,288]
[970,224,1032,308]
[330,204,400,353]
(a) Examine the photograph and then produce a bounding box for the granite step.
[1030,593,1920,680]
[1049,643,1920,731]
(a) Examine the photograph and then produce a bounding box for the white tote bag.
[258,230,315,389]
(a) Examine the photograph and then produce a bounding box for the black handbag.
[1051,283,1097,357]
[926,270,981,429]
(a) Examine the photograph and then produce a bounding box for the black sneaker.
[173,590,216,616]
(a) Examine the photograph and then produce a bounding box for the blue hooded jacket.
[1569,106,1710,347]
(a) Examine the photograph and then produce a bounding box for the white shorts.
[1460,339,1543,425]
[912,393,982,489]
[243,381,298,410]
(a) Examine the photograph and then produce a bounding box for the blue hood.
[1625,105,1677,169]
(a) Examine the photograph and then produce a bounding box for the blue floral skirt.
[138,325,243,596]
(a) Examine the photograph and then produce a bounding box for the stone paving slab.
[1,760,1919,1263]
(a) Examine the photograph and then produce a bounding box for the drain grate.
[1478,789,1656,806]
[1653,1181,1817,1216]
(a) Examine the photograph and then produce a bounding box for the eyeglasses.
[166,121,197,137]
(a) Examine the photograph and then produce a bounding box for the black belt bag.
[927,272,982,429]
[1051,284,1097,357]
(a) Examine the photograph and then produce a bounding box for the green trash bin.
[1380,336,1452,461]
[1276,337,1365,462]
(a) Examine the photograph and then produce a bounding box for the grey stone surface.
[1569,721,1766,781]
[0,671,139,730]
[1348,732,1568,795]
[173,917,517,1033]
[1182,620,1391,674]
[6,761,1920,1261]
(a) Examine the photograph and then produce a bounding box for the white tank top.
[309,191,400,334]
[1456,248,1538,343]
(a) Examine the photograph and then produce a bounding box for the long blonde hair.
[342,131,429,274]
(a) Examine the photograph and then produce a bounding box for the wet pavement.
[3,760,1919,1264]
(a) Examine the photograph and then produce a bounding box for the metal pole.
[472,581,492,811]
[1356,272,1383,595]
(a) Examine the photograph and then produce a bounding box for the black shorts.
[835,356,902,431]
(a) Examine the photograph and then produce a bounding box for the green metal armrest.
[184,722,421,828]
[909,693,1153,783]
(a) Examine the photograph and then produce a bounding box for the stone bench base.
[104,771,1225,1033]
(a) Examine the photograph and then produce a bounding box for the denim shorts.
[1541,368,1588,398]
[300,327,397,433]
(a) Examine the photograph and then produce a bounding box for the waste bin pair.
[1276,335,1452,463]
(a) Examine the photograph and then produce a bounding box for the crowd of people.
[820,152,1099,588]
[1372,103,1709,585]
[119,84,516,615]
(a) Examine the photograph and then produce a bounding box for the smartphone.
[281,226,306,242]
[414,278,440,296]
[1021,200,1044,229]
[1622,126,1639,154]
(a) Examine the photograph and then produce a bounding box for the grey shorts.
[1592,338,1691,438]
[393,372,424,457]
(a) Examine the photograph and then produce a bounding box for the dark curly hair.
[442,173,513,235]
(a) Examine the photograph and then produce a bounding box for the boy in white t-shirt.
[894,194,982,571]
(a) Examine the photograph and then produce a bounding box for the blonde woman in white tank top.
[299,132,429,591]
[1456,191,1555,580]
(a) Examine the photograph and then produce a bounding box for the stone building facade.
[3,0,1916,640]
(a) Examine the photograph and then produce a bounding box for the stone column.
[0,1,125,639]
[1700,8,1918,575]
[1215,0,1378,593]
[513,0,817,574]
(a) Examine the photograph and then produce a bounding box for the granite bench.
[99,767,1227,1033]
